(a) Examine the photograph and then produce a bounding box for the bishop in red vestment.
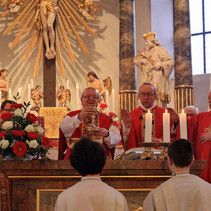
[59,87,121,160]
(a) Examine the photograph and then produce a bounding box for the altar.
[0,160,206,211]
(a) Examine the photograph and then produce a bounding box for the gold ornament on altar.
[0,0,99,78]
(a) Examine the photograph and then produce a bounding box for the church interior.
[0,0,211,210]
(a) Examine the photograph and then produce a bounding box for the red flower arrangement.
[0,102,50,161]
[100,103,108,109]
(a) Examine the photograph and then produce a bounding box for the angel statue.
[0,0,99,78]
[0,69,12,102]
[134,32,174,107]
[56,85,71,107]
[31,85,44,112]
[86,71,112,105]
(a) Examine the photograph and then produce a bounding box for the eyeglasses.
[82,95,99,100]
[139,92,155,97]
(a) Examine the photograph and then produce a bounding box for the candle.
[145,110,152,142]
[30,79,34,89]
[106,91,109,110]
[9,88,11,100]
[76,83,80,109]
[163,109,170,143]
[66,80,69,89]
[28,84,31,102]
[18,88,21,103]
[179,109,187,139]
[112,89,115,112]
[0,91,2,106]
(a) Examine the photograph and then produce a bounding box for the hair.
[0,69,8,76]
[59,85,65,89]
[87,71,99,79]
[81,87,100,99]
[1,100,16,110]
[35,85,41,89]
[139,82,157,95]
[184,105,199,114]
[70,137,106,176]
[168,139,193,168]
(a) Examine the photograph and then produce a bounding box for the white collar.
[140,103,156,111]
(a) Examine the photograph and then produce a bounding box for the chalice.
[86,104,100,132]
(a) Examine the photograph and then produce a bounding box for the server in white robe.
[55,137,129,211]
[143,139,211,211]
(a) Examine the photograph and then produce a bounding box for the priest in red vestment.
[187,90,211,183]
[168,90,211,183]
[121,83,175,150]
[59,87,121,160]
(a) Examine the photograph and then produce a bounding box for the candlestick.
[9,88,11,100]
[179,109,187,139]
[163,109,170,143]
[76,83,80,110]
[66,80,69,89]
[112,89,115,112]
[30,79,34,89]
[145,110,152,143]
[106,91,109,110]
[28,84,31,102]
[18,88,21,103]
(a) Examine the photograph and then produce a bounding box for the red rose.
[42,137,50,148]
[13,142,27,157]
[27,131,39,139]
[100,104,108,109]
[0,131,7,138]
[113,121,118,127]
[1,112,12,121]
[11,130,25,138]
[109,112,116,117]
[11,104,23,109]
[27,113,37,122]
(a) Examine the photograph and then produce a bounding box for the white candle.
[163,109,170,143]
[76,83,80,110]
[0,91,2,106]
[106,90,109,110]
[112,89,115,112]
[30,79,34,89]
[18,88,21,103]
[28,84,31,102]
[66,80,69,89]
[9,88,11,100]
[145,110,152,143]
[179,109,187,139]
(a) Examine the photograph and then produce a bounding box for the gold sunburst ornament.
[0,0,99,78]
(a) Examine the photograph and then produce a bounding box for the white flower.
[14,108,23,117]
[34,125,44,135]
[27,139,39,148]
[0,139,10,149]
[24,125,34,132]
[2,121,13,130]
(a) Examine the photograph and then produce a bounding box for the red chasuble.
[187,111,211,183]
[59,110,114,160]
[125,105,174,150]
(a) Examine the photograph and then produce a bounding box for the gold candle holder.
[140,143,157,160]
[156,142,170,160]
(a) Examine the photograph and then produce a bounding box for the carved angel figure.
[56,85,71,107]
[31,85,44,112]
[0,69,11,102]
[0,0,99,77]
